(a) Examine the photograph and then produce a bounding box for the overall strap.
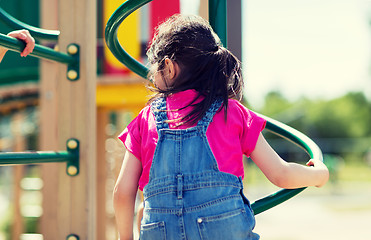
[150,97,169,131]
[197,99,223,131]
[151,97,223,131]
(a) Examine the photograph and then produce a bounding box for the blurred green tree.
[257,91,371,163]
[306,92,371,138]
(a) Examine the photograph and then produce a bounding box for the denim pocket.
[197,209,258,240]
[140,221,166,240]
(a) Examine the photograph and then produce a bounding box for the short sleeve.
[118,108,147,161]
[237,103,266,157]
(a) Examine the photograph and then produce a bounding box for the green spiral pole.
[105,0,152,79]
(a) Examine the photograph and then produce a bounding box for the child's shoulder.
[227,99,262,121]
[127,105,156,133]
[228,98,245,107]
[138,105,153,119]
[129,105,153,126]
[227,99,249,114]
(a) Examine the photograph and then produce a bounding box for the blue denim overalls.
[140,97,259,240]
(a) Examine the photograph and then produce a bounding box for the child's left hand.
[306,158,329,187]
[7,30,35,57]
[306,158,325,167]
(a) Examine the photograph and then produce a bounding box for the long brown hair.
[147,14,243,126]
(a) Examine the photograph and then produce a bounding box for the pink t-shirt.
[118,90,266,191]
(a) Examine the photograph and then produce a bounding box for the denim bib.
[140,97,259,240]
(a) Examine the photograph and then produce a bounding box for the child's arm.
[0,30,35,62]
[0,47,7,61]
[113,149,142,240]
[250,133,329,189]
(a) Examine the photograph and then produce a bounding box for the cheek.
[153,74,166,89]
[153,74,161,85]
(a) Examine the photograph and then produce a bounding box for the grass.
[337,162,371,182]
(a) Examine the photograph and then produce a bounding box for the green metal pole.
[0,139,80,176]
[0,151,72,165]
[209,0,227,47]
[251,188,306,215]
[0,33,79,80]
[0,33,77,64]
[0,7,59,41]
[105,0,152,79]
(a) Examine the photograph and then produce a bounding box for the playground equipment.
[0,33,79,81]
[0,6,80,173]
[105,0,323,215]
[0,0,97,239]
[0,5,79,79]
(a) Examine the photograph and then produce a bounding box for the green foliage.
[260,91,292,116]
[305,92,371,138]
[257,90,371,163]
[259,91,371,139]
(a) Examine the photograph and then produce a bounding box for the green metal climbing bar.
[0,139,80,176]
[104,0,323,215]
[0,6,59,41]
[0,33,76,64]
[0,33,80,80]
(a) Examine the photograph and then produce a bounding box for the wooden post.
[96,108,108,240]
[39,0,60,238]
[199,0,209,20]
[56,0,97,239]
[12,164,23,240]
[11,112,25,240]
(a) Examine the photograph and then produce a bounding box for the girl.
[0,29,35,62]
[114,14,329,240]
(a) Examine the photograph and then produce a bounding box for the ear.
[164,58,178,80]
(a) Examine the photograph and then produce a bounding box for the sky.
[242,0,371,108]
[182,0,371,108]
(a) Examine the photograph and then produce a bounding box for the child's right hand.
[306,158,329,187]
[7,30,35,57]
